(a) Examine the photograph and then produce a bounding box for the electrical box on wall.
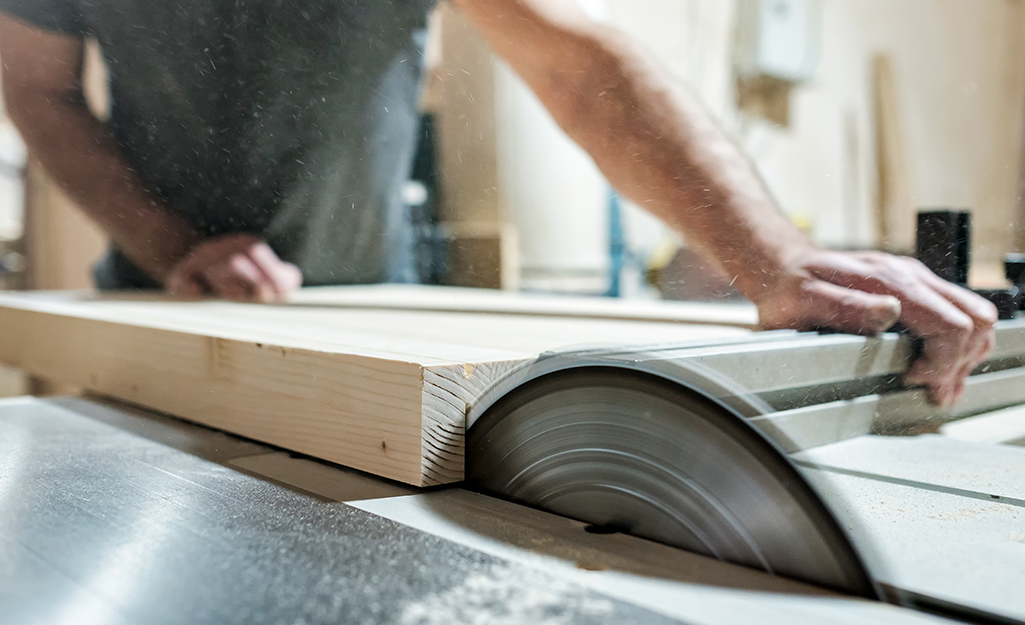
[736,0,821,83]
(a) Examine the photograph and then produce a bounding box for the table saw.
[2,286,1025,625]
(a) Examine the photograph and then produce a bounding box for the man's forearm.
[7,88,200,281]
[454,1,813,301]
[0,15,199,282]
[548,34,807,296]
[531,41,815,300]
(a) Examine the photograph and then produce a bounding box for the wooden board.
[873,54,915,252]
[290,284,760,328]
[0,287,753,486]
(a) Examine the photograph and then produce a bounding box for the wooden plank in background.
[23,165,107,291]
[22,39,110,292]
[873,54,915,253]
[0,287,752,486]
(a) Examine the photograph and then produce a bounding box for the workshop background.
[1,0,1024,382]
[424,0,1025,295]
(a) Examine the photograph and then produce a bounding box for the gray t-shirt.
[0,0,436,287]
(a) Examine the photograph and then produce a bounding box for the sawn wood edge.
[0,304,521,486]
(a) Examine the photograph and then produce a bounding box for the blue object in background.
[606,191,638,298]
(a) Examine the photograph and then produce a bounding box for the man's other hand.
[166,234,303,303]
[756,250,998,407]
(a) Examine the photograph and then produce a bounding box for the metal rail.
[599,319,1025,452]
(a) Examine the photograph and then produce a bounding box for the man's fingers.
[953,377,967,403]
[167,274,205,299]
[905,258,999,328]
[794,250,1000,406]
[278,262,304,294]
[169,277,204,298]
[758,250,998,407]
[247,242,304,298]
[973,329,996,368]
[166,264,207,299]
[165,234,301,303]
[760,279,901,334]
[908,370,953,406]
[204,253,271,302]
[904,258,998,371]
[809,255,977,379]
[890,298,973,396]
[808,255,969,337]
[906,344,959,406]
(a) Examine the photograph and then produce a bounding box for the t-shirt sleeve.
[0,0,86,35]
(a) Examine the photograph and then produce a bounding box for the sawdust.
[926,504,1013,522]
[399,564,614,625]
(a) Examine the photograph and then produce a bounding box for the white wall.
[752,0,1025,266]
[494,63,611,290]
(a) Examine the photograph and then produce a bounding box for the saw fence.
[0,285,755,486]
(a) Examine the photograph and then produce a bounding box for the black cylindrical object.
[916,210,971,286]
[914,210,1019,319]
[1005,254,1025,287]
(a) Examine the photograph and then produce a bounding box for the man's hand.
[166,234,303,303]
[756,250,998,406]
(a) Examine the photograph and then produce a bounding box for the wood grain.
[0,287,752,486]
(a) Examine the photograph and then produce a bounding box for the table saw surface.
[4,394,1022,625]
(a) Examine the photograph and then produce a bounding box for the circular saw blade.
[467,366,876,598]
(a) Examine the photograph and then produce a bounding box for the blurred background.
[1,0,1024,299]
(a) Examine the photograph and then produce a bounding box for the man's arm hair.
[449,0,810,301]
[0,13,200,281]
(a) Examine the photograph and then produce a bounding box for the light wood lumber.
[289,284,760,328]
[0,287,752,486]
[23,40,110,291]
[872,54,916,252]
[23,165,107,290]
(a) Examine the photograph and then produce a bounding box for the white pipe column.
[0,123,26,242]
[493,0,612,293]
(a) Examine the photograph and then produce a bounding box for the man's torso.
[4,0,437,286]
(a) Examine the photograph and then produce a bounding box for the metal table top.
[0,396,952,625]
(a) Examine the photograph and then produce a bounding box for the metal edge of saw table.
[467,319,1025,441]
